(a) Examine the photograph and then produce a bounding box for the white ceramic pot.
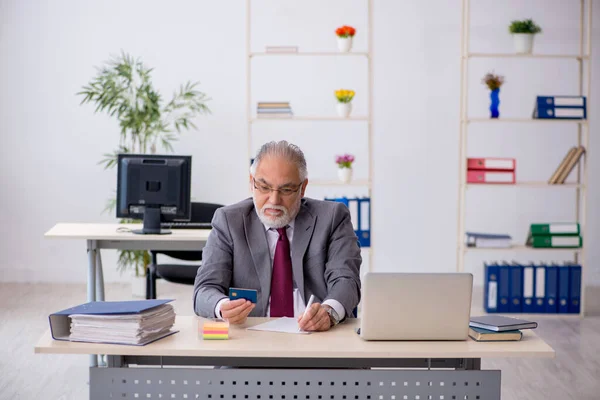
[337,37,353,52]
[338,167,353,183]
[336,102,352,118]
[512,33,535,54]
[131,274,146,298]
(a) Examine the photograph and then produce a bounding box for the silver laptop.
[358,272,473,341]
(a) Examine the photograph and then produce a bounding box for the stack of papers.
[68,303,176,346]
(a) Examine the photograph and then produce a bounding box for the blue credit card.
[229,288,257,303]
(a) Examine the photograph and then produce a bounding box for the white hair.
[249,140,308,181]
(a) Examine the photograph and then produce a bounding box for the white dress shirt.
[215,221,346,321]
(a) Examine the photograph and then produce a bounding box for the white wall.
[0,0,598,290]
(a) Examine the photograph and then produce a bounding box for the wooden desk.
[45,223,211,301]
[44,223,211,367]
[36,316,555,400]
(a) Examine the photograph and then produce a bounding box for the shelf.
[466,118,588,125]
[464,182,584,188]
[250,52,369,58]
[463,245,583,253]
[467,53,589,60]
[251,116,369,122]
[310,180,371,187]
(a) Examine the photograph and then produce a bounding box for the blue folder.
[49,299,177,345]
[498,262,510,313]
[509,262,523,313]
[357,197,371,248]
[567,262,582,314]
[325,196,371,247]
[522,263,536,313]
[533,263,546,313]
[557,264,570,314]
[484,262,499,313]
[533,96,587,119]
[545,264,558,313]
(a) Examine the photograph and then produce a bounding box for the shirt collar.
[263,219,295,232]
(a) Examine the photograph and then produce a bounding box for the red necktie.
[270,227,294,317]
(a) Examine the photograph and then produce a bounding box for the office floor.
[1,281,599,400]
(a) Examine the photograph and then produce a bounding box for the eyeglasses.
[253,179,303,197]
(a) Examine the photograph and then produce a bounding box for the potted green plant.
[78,51,210,296]
[509,19,542,54]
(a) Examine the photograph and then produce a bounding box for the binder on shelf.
[324,196,371,247]
[357,197,371,247]
[467,170,515,184]
[484,262,499,313]
[532,96,587,119]
[555,146,585,184]
[527,235,582,248]
[545,264,558,313]
[567,262,582,314]
[530,223,580,236]
[557,264,570,314]
[509,262,523,313]
[534,263,546,313]
[498,262,510,313]
[465,232,511,248]
[467,157,516,171]
[522,263,535,313]
[548,146,577,184]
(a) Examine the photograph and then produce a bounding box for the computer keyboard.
[160,222,212,229]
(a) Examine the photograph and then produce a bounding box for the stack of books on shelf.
[465,232,512,248]
[468,315,537,342]
[256,102,293,118]
[324,196,371,247]
[466,157,515,184]
[548,145,586,184]
[526,222,582,248]
[484,260,581,314]
[532,95,587,120]
[49,299,177,346]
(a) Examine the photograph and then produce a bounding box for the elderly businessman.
[193,140,361,332]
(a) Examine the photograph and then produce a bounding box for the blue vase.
[490,89,500,118]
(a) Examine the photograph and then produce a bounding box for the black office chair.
[146,202,224,299]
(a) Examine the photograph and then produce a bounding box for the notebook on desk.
[357,272,473,341]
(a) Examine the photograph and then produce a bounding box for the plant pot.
[336,102,352,118]
[489,88,500,119]
[338,167,353,183]
[337,36,353,52]
[512,33,535,54]
[131,274,146,298]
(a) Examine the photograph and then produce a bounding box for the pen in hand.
[298,294,315,332]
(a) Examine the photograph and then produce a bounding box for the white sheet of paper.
[247,317,310,334]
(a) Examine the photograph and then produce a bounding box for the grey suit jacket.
[193,197,362,319]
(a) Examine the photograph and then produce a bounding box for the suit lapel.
[244,209,272,315]
[291,202,316,303]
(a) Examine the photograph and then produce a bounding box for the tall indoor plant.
[77,51,210,287]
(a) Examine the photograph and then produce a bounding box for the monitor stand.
[132,206,172,235]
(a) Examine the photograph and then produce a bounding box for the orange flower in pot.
[335,25,356,52]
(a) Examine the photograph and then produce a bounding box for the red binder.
[467,170,515,184]
[467,157,516,171]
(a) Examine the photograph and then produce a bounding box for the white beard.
[253,196,302,229]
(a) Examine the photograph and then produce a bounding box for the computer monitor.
[116,154,192,235]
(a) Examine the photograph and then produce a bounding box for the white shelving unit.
[457,0,592,315]
[246,1,374,271]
